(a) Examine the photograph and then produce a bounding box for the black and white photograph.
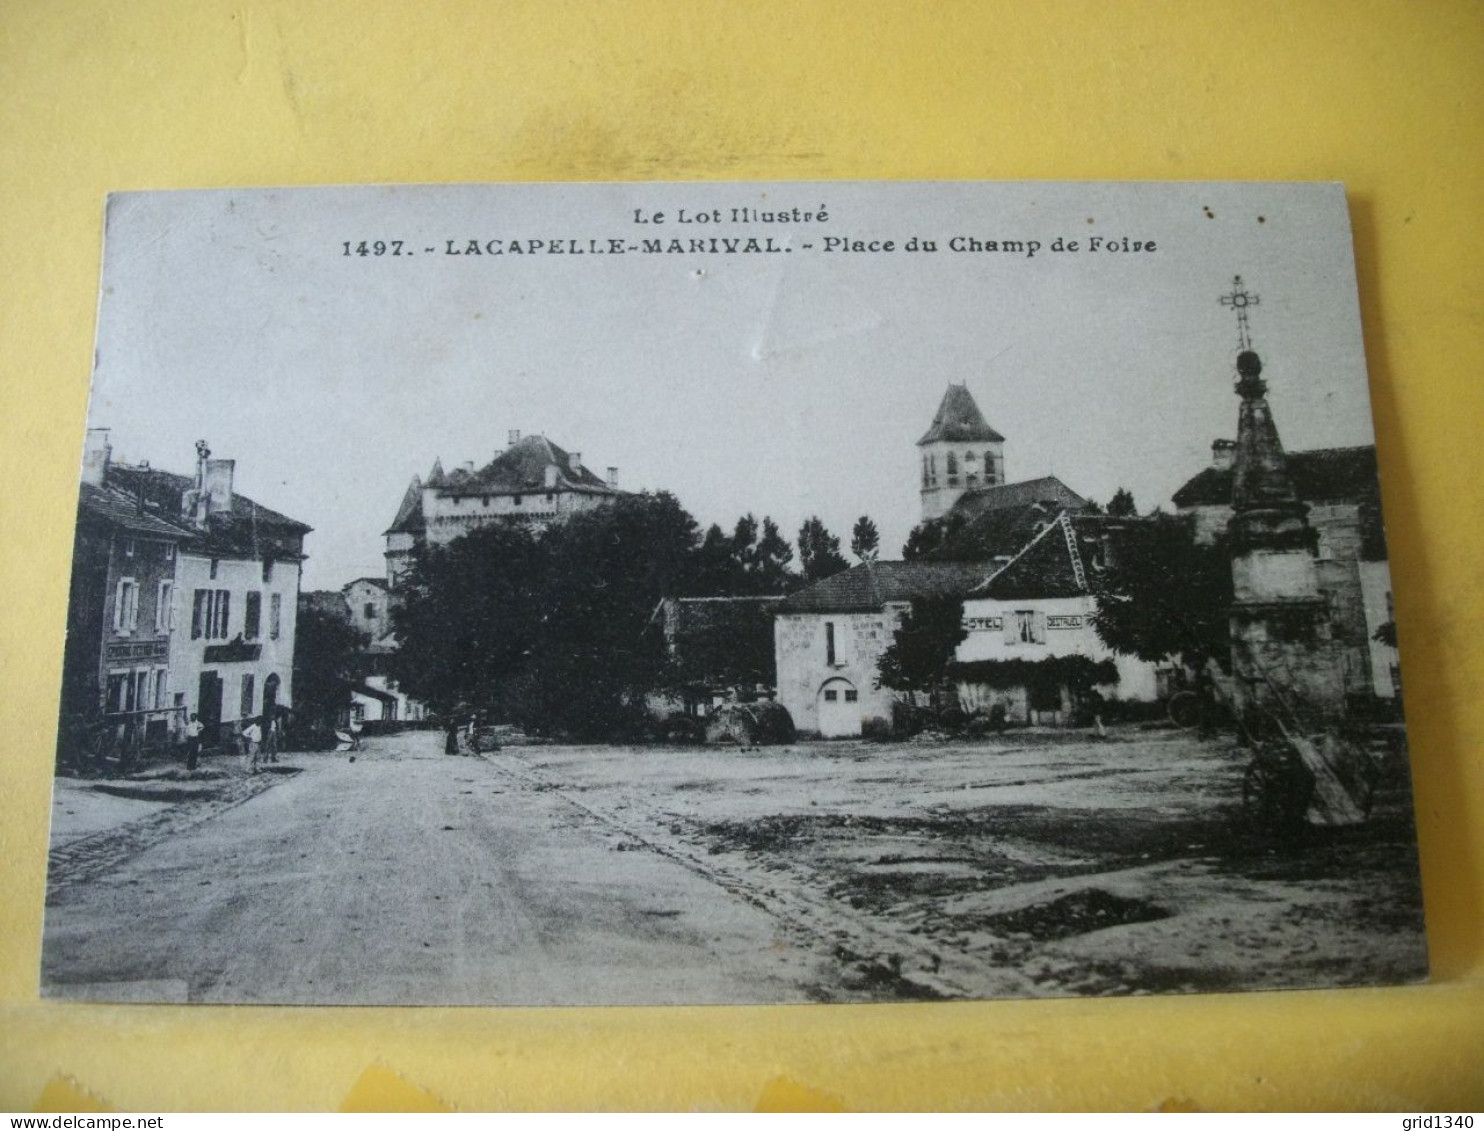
[43,181,1427,1006]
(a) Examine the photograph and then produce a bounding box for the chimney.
[1211,438,1237,471]
[81,428,111,486]
[607,466,618,488]
[204,458,235,513]
[569,451,581,473]
[462,461,475,475]
[508,429,521,445]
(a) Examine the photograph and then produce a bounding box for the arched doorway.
[817,677,862,738]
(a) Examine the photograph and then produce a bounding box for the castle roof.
[776,560,992,615]
[384,475,425,535]
[917,383,1005,445]
[438,434,622,497]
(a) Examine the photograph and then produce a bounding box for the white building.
[108,441,310,745]
[774,561,992,737]
[385,431,626,587]
[954,513,1160,725]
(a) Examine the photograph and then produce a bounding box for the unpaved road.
[43,731,830,1005]
[42,726,1427,1005]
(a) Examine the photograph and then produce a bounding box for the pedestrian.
[444,717,460,756]
[241,717,262,771]
[261,712,279,763]
[185,712,203,772]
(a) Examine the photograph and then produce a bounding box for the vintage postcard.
[43,181,1426,1005]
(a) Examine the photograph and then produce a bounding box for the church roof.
[947,475,1087,521]
[917,383,1005,445]
[440,434,621,497]
[777,560,992,614]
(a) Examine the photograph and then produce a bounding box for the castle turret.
[918,383,1005,521]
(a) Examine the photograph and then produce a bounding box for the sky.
[84,182,1380,591]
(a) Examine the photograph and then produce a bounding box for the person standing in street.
[185,713,203,771]
[444,717,460,756]
[241,717,262,771]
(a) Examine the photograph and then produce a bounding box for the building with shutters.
[55,429,312,759]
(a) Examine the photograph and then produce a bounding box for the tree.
[901,514,968,561]
[1090,515,1232,670]
[750,516,799,593]
[292,601,369,732]
[390,492,708,739]
[851,515,880,562]
[797,515,850,582]
[1107,487,1138,517]
[877,596,969,697]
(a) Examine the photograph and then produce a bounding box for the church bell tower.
[918,383,1005,521]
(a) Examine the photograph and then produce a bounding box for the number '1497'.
[343,240,406,257]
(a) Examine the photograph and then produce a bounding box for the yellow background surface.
[1,0,1481,1111]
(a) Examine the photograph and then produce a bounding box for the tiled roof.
[385,476,425,535]
[440,434,621,496]
[344,576,390,592]
[917,383,1005,445]
[948,476,1087,521]
[971,513,1149,600]
[777,561,993,614]
[1172,445,1379,507]
[78,482,196,540]
[102,463,311,559]
[935,500,1062,562]
[1172,444,1387,560]
[972,515,1084,600]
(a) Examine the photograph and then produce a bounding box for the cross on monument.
[1219,275,1260,351]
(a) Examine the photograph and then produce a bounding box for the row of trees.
[381,494,882,737]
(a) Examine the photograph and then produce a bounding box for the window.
[985,452,998,485]
[825,621,837,667]
[192,589,208,639]
[163,543,175,564]
[270,593,282,640]
[209,558,219,580]
[946,452,959,485]
[194,588,231,639]
[364,602,376,620]
[124,537,136,558]
[153,667,167,709]
[240,674,255,719]
[546,493,556,505]
[513,494,523,506]
[823,689,838,702]
[1008,610,1045,645]
[155,580,173,634]
[113,578,139,635]
[262,559,274,582]
[244,591,262,640]
[844,689,859,703]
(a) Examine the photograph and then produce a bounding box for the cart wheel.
[1167,690,1201,730]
